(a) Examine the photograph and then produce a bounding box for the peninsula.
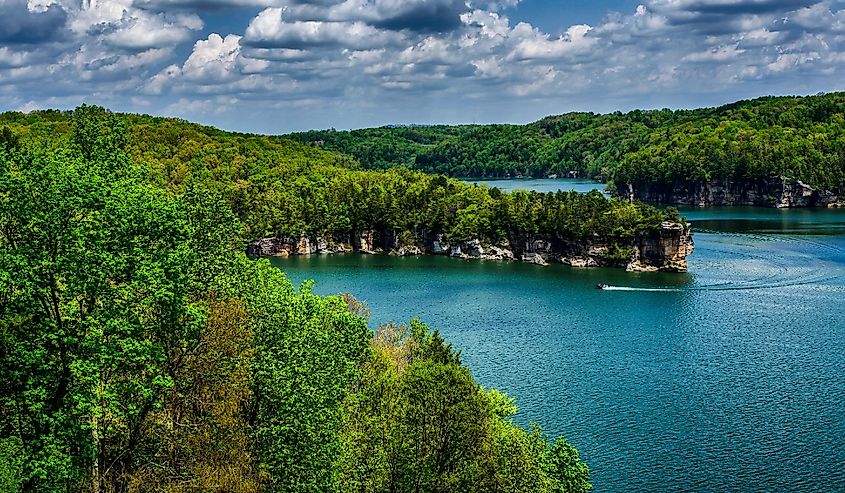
[289,92,845,208]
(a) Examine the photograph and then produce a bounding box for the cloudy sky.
[2,0,844,132]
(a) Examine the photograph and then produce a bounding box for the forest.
[0,108,675,263]
[0,106,605,492]
[288,92,845,194]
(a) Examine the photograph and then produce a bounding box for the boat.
[596,283,608,290]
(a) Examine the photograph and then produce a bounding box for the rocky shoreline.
[247,221,695,273]
[618,176,843,208]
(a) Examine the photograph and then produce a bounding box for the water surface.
[461,177,608,194]
[271,206,845,493]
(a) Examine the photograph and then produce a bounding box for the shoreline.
[247,221,695,273]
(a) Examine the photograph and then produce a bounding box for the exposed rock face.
[431,235,450,254]
[357,230,378,254]
[621,177,840,208]
[525,238,553,256]
[521,253,548,266]
[246,236,319,256]
[449,240,515,261]
[561,256,599,268]
[247,237,291,257]
[247,224,694,273]
[247,235,345,256]
[485,246,515,261]
[458,239,485,257]
[627,221,695,272]
[391,245,423,257]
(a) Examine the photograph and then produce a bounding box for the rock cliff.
[619,177,840,208]
[626,221,695,272]
[247,223,694,273]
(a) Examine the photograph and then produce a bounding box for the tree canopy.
[286,92,845,193]
[0,106,594,492]
[0,107,676,261]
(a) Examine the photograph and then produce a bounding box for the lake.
[270,205,845,493]
[461,177,609,194]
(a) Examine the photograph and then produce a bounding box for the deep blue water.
[270,206,845,493]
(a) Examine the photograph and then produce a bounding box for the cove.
[461,177,609,194]
[270,206,845,493]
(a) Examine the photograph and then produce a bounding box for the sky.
[1,0,845,133]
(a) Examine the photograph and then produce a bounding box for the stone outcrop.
[247,235,353,257]
[626,221,695,272]
[521,253,548,266]
[247,224,694,273]
[431,234,450,254]
[561,256,599,268]
[620,177,840,208]
[448,239,516,261]
[246,236,317,256]
[356,230,380,254]
[391,245,423,257]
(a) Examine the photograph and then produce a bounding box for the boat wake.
[601,231,845,293]
[601,286,682,292]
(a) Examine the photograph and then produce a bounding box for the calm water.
[461,177,609,194]
[270,207,845,493]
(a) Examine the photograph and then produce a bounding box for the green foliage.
[0,108,224,491]
[0,127,19,154]
[288,93,845,193]
[251,280,370,492]
[0,107,673,256]
[340,321,592,493]
[1,105,595,493]
[0,437,23,493]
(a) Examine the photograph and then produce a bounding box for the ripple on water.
[271,214,845,493]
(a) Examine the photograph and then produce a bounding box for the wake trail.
[601,229,844,293]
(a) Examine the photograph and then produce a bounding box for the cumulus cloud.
[281,0,472,32]
[99,11,203,50]
[0,0,68,44]
[134,0,285,9]
[244,8,405,49]
[1,0,845,131]
[183,33,242,80]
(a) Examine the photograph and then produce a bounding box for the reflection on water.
[271,206,845,493]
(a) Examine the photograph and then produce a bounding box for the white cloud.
[2,0,845,131]
[508,23,596,61]
[683,44,746,61]
[17,100,41,113]
[102,11,203,50]
[183,33,242,80]
[244,8,405,49]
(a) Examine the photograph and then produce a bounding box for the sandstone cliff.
[247,222,694,273]
[619,177,840,208]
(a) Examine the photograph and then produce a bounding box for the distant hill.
[286,92,845,197]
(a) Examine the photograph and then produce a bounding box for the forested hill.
[287,92,845,194]
[0,108,681,269]
[0,107,600,491]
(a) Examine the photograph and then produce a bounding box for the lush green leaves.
[287,93,845,193]
[1,106,595,493]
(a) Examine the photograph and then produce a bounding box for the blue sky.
[2,0,844,133]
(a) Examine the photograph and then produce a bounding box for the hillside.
[0,107,688,270]
[287,92,845,205]
[0,106,597,492]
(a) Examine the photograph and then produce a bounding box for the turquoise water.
[461,177,608,194]
[270,207,845,492]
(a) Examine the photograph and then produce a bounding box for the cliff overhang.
[247,222,694,273]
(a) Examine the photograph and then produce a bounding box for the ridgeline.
[288,92,845,207]
[0,107,691,272]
